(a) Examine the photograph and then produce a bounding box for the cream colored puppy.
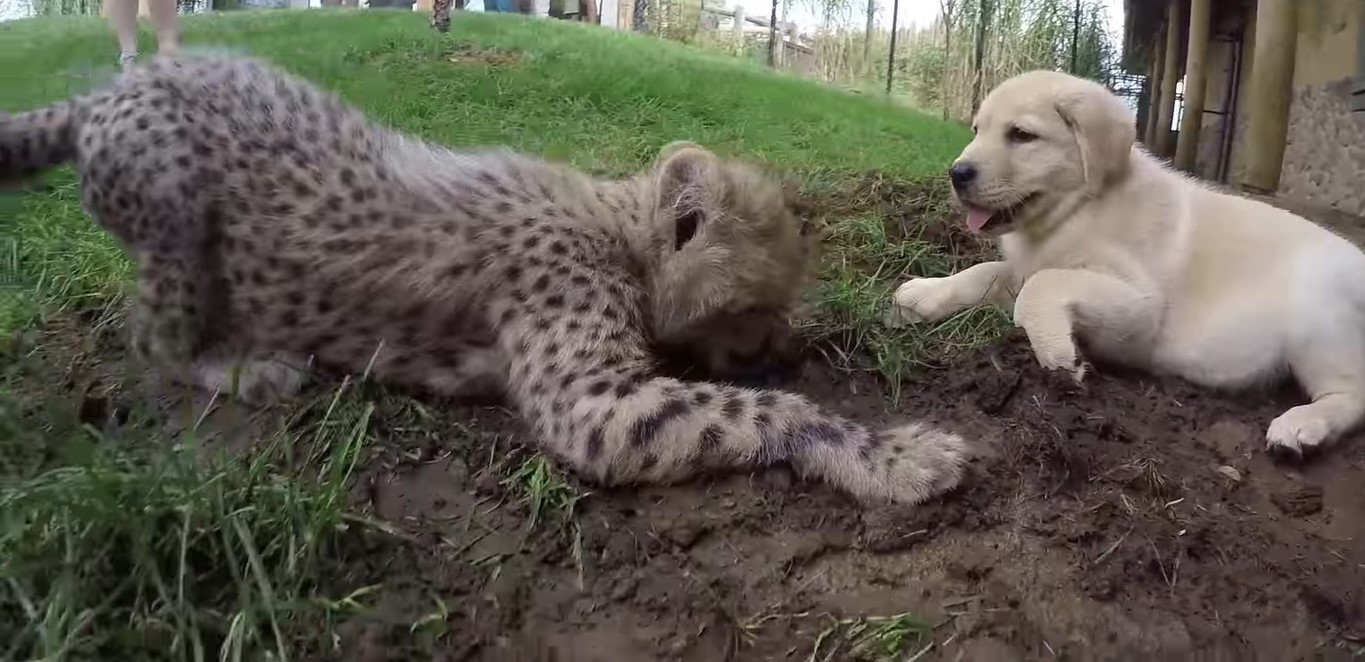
[887,69,1365,459]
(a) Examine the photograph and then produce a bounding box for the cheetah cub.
[0,54,972,505]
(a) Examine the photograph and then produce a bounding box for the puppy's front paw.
[886,277,958,327]
[1265,406,1331,461]
[1028,334,1088,384]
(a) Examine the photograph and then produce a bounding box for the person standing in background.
[104,0,181,71]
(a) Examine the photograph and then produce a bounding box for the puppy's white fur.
[888,69,1365,458]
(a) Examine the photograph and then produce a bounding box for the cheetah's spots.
[722,393,746,420]
[585,425,605,460]
[629,398,691,448]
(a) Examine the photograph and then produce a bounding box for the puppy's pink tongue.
[964,206,992,233]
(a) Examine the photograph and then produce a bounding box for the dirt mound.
[330,330,1365,661]
[799,172,995,265]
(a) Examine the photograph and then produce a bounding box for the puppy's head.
[948,70,1136,236]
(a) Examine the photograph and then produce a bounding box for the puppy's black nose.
[949,162,977,189]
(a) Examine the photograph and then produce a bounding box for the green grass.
[804,209,1008,396]
[0,364,380,659]
[503,453,585,537]
[796,175,1010,395]
[0,9,995,659]
[502,452,587,586]
[808,611,935,662]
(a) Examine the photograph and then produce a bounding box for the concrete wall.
[1279,0,1365,214]
[1182,0,1365,215]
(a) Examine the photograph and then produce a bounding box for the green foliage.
[25,0,102,17]
[0,371,379,659]
[904,39,947,109]
[901,0,1119,120]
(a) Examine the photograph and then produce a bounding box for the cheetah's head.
[646,141,816,381]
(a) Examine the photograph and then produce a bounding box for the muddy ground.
[327,188,1365,661]
[20,192,1365,661]
[297,329,1360,662]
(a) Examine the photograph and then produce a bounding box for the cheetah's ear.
[655,144,722,251]
[654,140,705,166]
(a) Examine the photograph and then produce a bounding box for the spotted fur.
[0,54,972,505]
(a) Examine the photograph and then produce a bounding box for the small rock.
[608,576,638,602]
[471,472,502,496]
[1204,420,1256,459]
[1271,485,1324,518]
[1216,465,1242,483]
[78,391,109,428]
[761,465,794,491]
[662,521,710,550]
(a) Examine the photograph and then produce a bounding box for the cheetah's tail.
[0,101,78,184]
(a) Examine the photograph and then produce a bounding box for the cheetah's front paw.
[193,356,309,406]
[821,422,971,505]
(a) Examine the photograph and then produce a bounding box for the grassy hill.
[0,10,999,659]
[1,9,975,331]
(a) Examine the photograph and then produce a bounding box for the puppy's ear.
[1054,87,1136,186]
[654,144,721,251]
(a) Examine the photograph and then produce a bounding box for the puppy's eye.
[1007,127,1037,143]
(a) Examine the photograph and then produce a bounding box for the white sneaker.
[118,51,139,71]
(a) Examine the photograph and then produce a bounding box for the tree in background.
[768,0,779,66]
[615,0,1115,121]
[28,0,101,14]
[905,0,1115,122]
[633,0,646,30]
[939,0,956,119]
[861,0,876,77]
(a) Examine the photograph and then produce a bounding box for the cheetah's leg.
[500,314,971,506]
[190,353,310,406]
[414,343,508,399]
[359,341,509,401]
[130,254,205,389]
[132,255,309,406]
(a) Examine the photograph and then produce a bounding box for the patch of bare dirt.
[446,44,523,67]
[303,326,1363,661]
[25,311,1365,660]
[315,180,1365,659]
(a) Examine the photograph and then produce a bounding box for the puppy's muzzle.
[949,162,977,192]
